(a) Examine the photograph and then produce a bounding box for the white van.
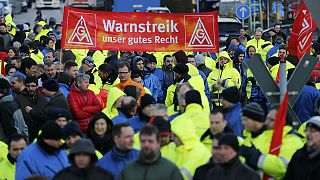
[35,0,60,9]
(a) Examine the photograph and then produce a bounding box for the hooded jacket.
[67,84,102,133]
[0,95,28,142]
[102,87,126,119]
[0,154,16,180]
[242,125,304,179]
[171,119,210,179]
[207,51,241,106]
[96,146,140,180]
[0,141,8,163]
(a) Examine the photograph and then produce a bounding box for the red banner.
[287,1,317,60]
[61,6,219,52]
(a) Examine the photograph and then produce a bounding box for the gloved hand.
[239,144,262,170]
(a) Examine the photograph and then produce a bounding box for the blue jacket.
[199,70,211,103]
[293,85,320,123]
[42,47,51,62]
[15,142,69,180]
[143,72,163,101]
[162,69,175,98]
[223,102,243,136]
[128,115,147,133]
[58,83,70,97]
[111,110,129,125]
[267,44,280,60]
[96,146,139,180]
[151,68,166,95]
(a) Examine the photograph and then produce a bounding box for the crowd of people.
[0,9,320,180]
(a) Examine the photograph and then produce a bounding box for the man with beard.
[128,94,155,133]
[14,76,47,142]
[162,55,174,98]
[119,125,183,180]
[10,75,25,95]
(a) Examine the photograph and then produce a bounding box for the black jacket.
[284,145,320,180]
[205,156,260,180]
[54,165,113,180]
[194,158,214,180]
[30,91,70,123]
[198,65,212,78]
[14,89,47,142]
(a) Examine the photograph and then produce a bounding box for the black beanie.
[185,90,202,107]
[243,102,265,122]
[63,122,83,139]
[147,54,157,64]
[0,78,10,89]
[48,108,71,121]
[148,116,171,135]
[267,56,280,66]
[221,86,240,104]
[140,94,155,110]
[57,72,72,86]
[173,63,189,74]
[41,122,64,140]
[43,79,59,92]
[219,133,239,152]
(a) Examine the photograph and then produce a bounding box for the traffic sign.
[236,5,250,20]
[246,54,318,125]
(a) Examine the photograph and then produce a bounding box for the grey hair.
[74,73,90,84]
[150,103,168,116]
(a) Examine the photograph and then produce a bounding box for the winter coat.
[68,84,102,132]
[30,91,70,124]
[242,125,304,179]
[114,78,145,97]
[142,72,163,101]
[171,118,210,179]
[0,32,12,49]
[194,158,214,180]
[172,103,210,138]
[59,83,70,97]
[15,142,69,180]
[162,68,174,97]
[111,110,129,125]
[30,49,44,64]
[0,95,28,142]
[293,85,320,123]
[102,87,126,119]
[207,51,241,107]
[118,154,183,180]
[205,156,260,180]
[0,156,15,180]
[128,115,147,134]
[246,38,266,52]
[97,76,120,92]
[223,102,243,136]
[54,165,113,180]
[284,145,320,180]
[96,146,140,180]
[14,90,47,142]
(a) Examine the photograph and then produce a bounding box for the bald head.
[121,96,138,117]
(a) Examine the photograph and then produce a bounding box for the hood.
[186,63,199,77]
[131,56,144,73]
[171,119,198,150]
[103,87,126,119]
[0,95,13,103]
[217,51,233,69]
[70,83,83,93]
[233,48,245,64]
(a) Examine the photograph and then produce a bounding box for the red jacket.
[67,84,102,132]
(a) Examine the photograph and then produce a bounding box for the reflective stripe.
[180,167,192,180]
[257,154,266,169]
[279,156,289,168]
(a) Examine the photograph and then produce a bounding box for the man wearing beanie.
[146,54,166,100]
[81,56,97,85]
[221,86,243,136]
[128,94,156,133]
[171,89,209,138]
[62,122,103,159]
[173,63,190,84]
[54,138,113,179]
[0,78,28,143]
[16,122,69,179]
[206,133,260,180]
[240,102,303,179]
[195,54,212,77]
[26,79,70,124]
[48,108,71,128]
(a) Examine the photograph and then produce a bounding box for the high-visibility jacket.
[171,118,210,179]
[0,158,15,180]
[207,51,241,106]
[242,125,304,179]
[0,141,8,163]
[102,87,126,119]
[246,38,266,52]
[30,49,44,64]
